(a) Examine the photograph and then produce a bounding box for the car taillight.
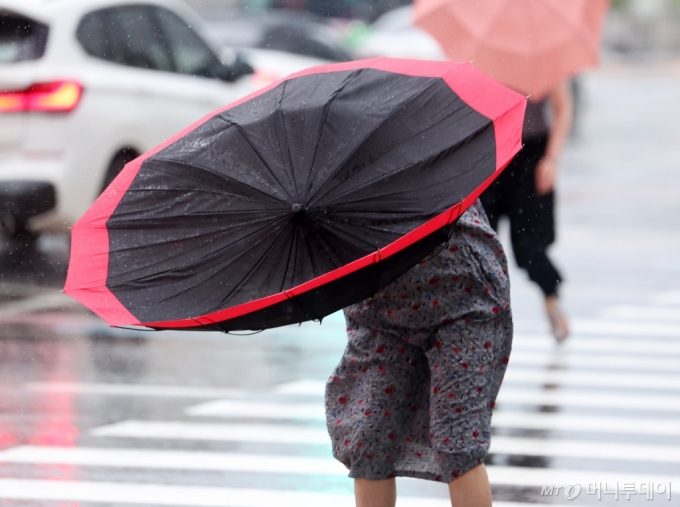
[0,80,83,113]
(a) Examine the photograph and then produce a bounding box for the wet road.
[0,61,679,506]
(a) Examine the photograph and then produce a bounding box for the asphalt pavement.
[0,60,678,506]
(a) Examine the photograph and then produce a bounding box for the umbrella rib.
[307,79,448,208]
[273,80,301,203]
[215,217,297,308]
[216,116,296,203]
[314,113,490,208]
[149,157,288,206]
[302,69,362,203]
[108,215,290,291]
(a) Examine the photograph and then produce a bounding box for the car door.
[149,5,251,123]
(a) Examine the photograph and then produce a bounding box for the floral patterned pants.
[325,200,512,482]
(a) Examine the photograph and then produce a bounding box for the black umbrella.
[65,58,525,331]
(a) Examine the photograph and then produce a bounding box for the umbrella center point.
[292,203,303,213]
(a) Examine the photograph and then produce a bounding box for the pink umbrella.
[413,0,609,99]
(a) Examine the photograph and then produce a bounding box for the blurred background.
[0,0,679,505]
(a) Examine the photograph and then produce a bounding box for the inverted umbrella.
[65,58,526,332]
[413,0,609,99]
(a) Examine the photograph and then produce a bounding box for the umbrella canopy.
[65,58,526,332]
[413,0,609,99]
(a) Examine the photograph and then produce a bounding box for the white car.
[355,6,446,61]
[0,0,255,238]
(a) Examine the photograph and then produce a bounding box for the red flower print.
[473,431,479,438]
[376,346,385,354]
[433,386,439,394]
[483,342,490,349]
[449,246,458,252]
[435,341,442,349]
[429,278,438,285]
[338,397,347,404]
[364,410,372,416]
[412,304,420,310]
[461,363,468,368]
[455,407,463,413]
[388,433,395,440]
[384,387,393,394]
[344,439,349,446]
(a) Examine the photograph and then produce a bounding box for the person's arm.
[535,80,574,195]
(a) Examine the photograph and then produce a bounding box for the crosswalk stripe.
[186,399,323,419]
[491,411,680,436]
[0,473,674,506]
[503,368,680,390]
[26,382,247,398]
[0,446,346,475]
[490,436,680,463]
[513,335,680,355]
[186,384,680,420]
[652,290,680,306]
[91,421,331,443]
[600,305,680,322]
[573,319,680,337]
[507,350,680,372]
[4,433,680,475]
[0,479,442,507]
[92,408,680,441]
[496,387,680,412]
[275,367,680,396]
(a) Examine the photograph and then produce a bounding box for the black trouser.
[479,136,562,297]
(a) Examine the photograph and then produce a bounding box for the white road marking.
[91,421,332,444]
[490,436,680,463]
[497,350,680,372]
[573,319,680,337]
[652,290,680,306]
[0,446,346,475]
[186,399,324,419]
[492,411,680,436]
[188,383,680,420]
[276,366,680,396]
[600,305,680,322]
[503,368,680,390]
[0,473,674,506]
[92,407,680,441]
[4,434,680,476]
[27,382,246,398]
[513,334,680,354]
[496,387,680,412]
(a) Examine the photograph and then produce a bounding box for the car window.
[153,7,223,79]
[0,12,48,64]
[77,6,172,72]
[109,6,172,72]
[76,11,107,60]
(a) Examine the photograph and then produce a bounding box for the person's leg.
[355,478,397,507]
[508,138,569,342]
[448,464,492,507]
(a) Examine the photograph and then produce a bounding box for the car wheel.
[101,148,139,193]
